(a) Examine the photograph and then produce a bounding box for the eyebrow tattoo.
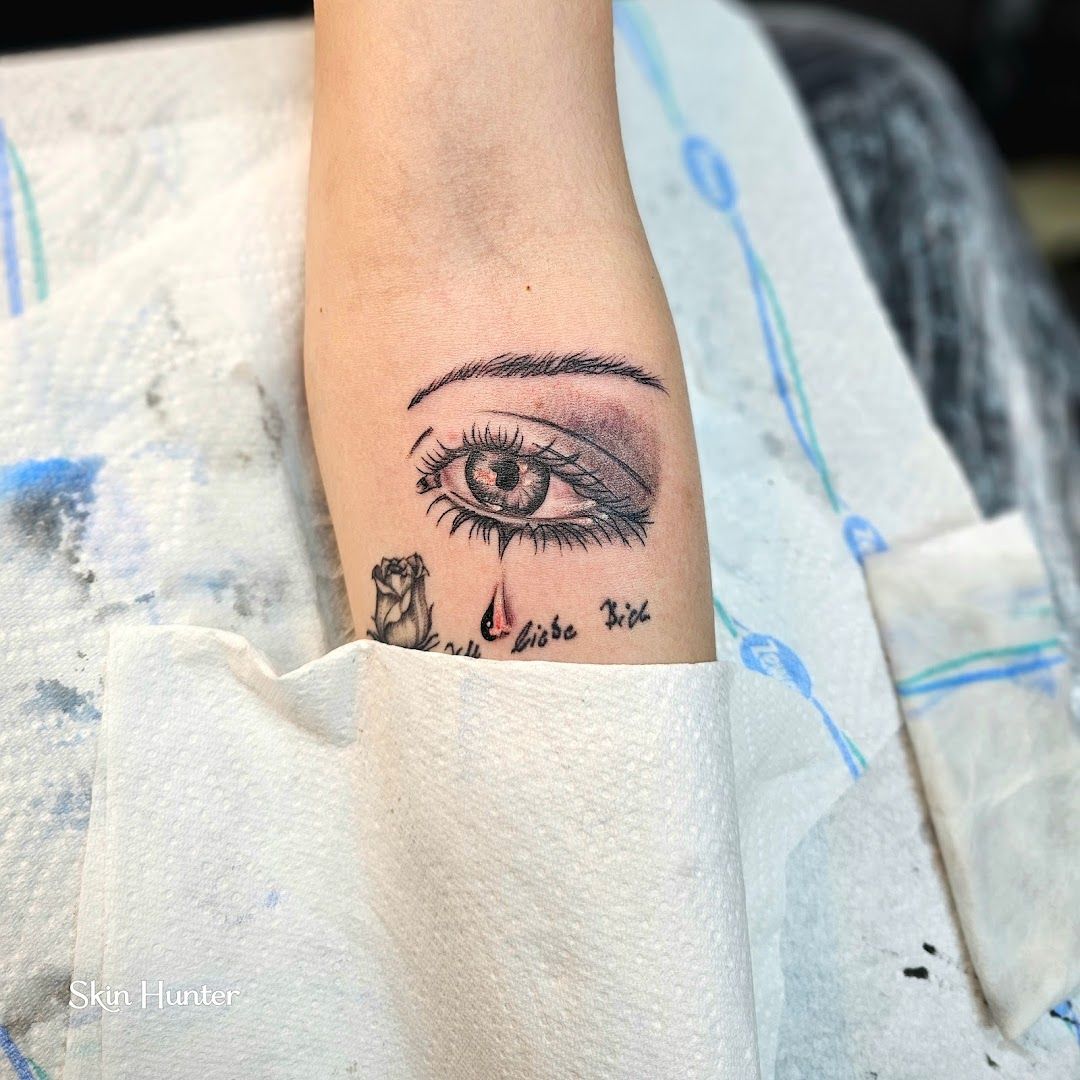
[406,352,667,409]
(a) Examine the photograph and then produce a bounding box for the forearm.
[305,0,715,662]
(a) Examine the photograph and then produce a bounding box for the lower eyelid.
[426,492,650,554]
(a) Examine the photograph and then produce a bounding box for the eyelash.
[417,423,651,553]
[418,423,523,476]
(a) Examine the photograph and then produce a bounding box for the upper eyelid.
[416,425,524,475]
[416,428,624,504]
[486,411,652,495]
[408,427,435,456]
[528,444,624,503]
[413,412,652,496]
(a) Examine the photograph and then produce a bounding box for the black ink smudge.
[0,457,102,580]
[255,380,285,456]
[145,375,165,413]
[23,679,101,725]
[94,602,129,622]
[903,966,929,979]
[52,776,92,831]
[2,967,72,1039]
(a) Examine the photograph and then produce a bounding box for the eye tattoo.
[415,419,652,557]
[406,352,664,642]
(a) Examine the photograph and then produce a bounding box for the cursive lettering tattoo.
[510,614,578,655]
[600,598,651,630]
[369,554,438,650]
[443,640,482,658]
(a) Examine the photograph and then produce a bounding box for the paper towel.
[777,728,1080,1077]
[0,138,330,1079]
[67,627,759,1079]
[866,513,1079,1037]
[0,22,313,310]
[612,5,979,1070]
[3,2,1074,1077]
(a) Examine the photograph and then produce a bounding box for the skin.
[305,0,715,663]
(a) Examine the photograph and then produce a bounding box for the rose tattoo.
[369,553,438,650]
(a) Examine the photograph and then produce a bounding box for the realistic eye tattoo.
[414,414,654,557]
[405,354,664,642]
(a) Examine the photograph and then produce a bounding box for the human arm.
[304,0,715,663]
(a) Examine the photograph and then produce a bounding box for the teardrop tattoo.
[480,578,513,642]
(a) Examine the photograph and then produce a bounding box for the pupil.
[464,450,550,516]
[492,458,520,491]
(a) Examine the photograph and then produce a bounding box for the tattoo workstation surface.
[367,354,664,659]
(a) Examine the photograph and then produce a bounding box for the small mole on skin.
[903,966,929,979]
[525,285,531,291]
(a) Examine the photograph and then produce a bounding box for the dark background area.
[1,0,1078,163]
[759,0,1080,163]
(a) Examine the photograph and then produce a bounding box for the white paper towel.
[866,513,1079,1037]
[68,627,759,1080]
[3,3,1076,1077]
[776,727,1080,1077]
[612,7,981,1071]
[0,138,330,1079]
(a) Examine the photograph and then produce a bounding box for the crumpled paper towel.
[0,137,332,1078]
[9,3,1077,1077]
[866,512,1079,1037]
[68,626,760,1080]
[612,6,981,1073]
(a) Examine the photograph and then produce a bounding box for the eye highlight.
[415,421,653,556]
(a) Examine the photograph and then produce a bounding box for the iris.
[465,450,550,516]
